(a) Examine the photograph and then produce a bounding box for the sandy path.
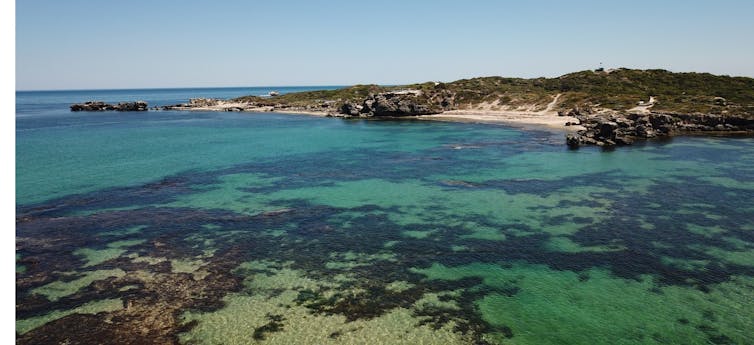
[627,96,657,114]
[541,93,562,114]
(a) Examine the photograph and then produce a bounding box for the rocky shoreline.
[337,90,451,117]
[68,69,754,147]
[565,110,754,148]
[159,90,452,118]
[158,98,331,115]
[72,90,754,148]
[157,94,754,147]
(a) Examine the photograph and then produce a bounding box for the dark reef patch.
[252,313,285,340]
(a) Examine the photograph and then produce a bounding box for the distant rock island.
[70,101,148,112]
[85,68,754,146]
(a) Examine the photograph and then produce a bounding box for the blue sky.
[15,0,754,90]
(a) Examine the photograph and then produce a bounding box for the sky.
[15,0,754,90]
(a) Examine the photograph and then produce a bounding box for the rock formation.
[70,101,148,112]
[338,90,452,117]
[188,98,219,107]
[566,111,754,147]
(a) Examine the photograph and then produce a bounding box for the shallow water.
[16,89,754,344]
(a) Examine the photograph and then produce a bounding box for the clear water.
[16,89,754,344]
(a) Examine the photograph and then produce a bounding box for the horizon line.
[15,84,354,93]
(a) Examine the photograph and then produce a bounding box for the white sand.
[421,110,578,129]
[421,94,581,130]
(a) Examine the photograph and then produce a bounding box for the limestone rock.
[115,101,149,111]
[189,98,219,107]
[566,134,581,147]
[566,111,754,148]
[340,90,443,117]
[339,102,361,116]
[70,101,148,112]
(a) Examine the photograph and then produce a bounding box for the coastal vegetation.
[234,84,385,108]
[234,68,754,116]
[552,69,754,115]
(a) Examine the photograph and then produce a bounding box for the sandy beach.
[420,93,579,130]
[165,95,582,130]
[419,109,580,130]
[418,93,580,130]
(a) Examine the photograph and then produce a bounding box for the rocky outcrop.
[188,98,219,107]
[566,111,754,147]
[339,102,361,116]
[558,105,594,117]
[70,101,148,112]
[160,98,222,110]
[338,90,450,117]
[116,101,149,111]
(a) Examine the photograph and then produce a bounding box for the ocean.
[15,87,754,344]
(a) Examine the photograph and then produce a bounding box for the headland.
[79,68,754,147]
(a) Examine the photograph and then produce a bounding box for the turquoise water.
[16,89,754,344]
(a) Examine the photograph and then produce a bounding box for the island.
[70,101,148,112]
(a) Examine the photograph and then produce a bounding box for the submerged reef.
[15,141,754,344]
